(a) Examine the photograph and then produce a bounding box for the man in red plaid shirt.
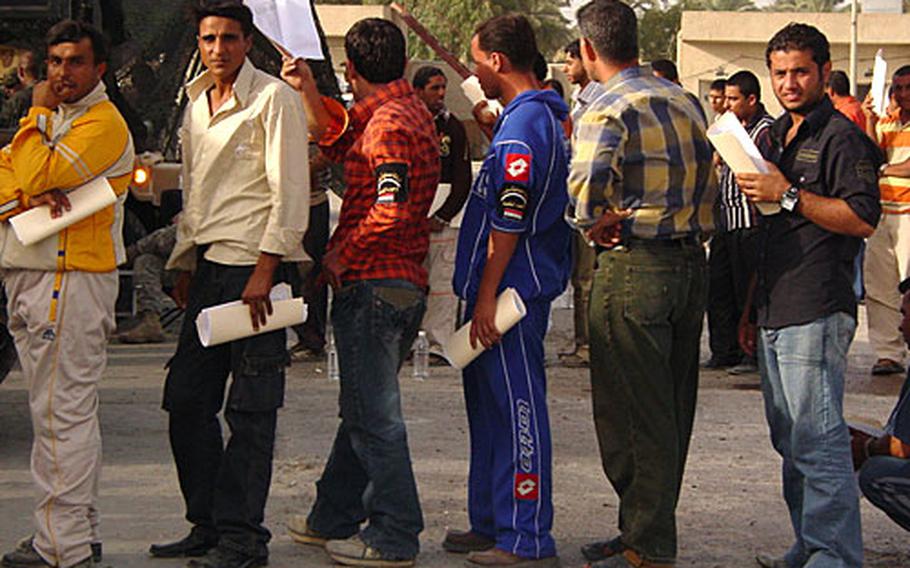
[281,17,439,568]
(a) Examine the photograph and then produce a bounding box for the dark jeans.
[707,228,758,362]
[292,200,330,350]
[588,240,706,563]
[859,454,910,532]
[162,257,292,557]
[307,279,426,559]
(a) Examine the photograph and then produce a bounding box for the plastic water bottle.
[413,330,429,381]
[326,327,340,381]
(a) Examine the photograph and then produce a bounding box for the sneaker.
[727,358,759,375]
[1,538,93,568]
[755,554,791,568]
[581,537,626,562]
[701,355,740,369]
[187,547,267,568]
[117,311,165,344]
[464,548,560,567]
[325,535,415,567]
[441,529,495,553]
[286,515,327,547]
[871,358,904,376]
[289,341,326,363]
[588,550,673,568]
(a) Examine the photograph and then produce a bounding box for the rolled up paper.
[10,176,118,246]
[196,283,308,347]
[443,288,527,370]
[460,76,503,116]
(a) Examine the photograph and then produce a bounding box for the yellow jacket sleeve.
[9,103,130,200]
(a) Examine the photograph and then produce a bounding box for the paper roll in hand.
[443,288,527,370]
[196,283,308,347]
[10,176,118,246]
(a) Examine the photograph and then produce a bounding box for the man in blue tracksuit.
[444,14,571,568]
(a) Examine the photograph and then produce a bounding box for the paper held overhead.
[460,76,503,116]
[10,176,118,246]
[707,111,780,216]
[443,288,526,370]
[872,49,888,117]
[245,0,325,60]
[196,283,308,347]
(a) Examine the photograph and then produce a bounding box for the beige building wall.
[679,11,910,119]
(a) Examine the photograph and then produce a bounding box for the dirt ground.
[1,306,908,568]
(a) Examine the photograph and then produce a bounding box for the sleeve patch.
[504,152,531,182]
[855,159,877,184]
[499,184,529,222]
[376,162,409,204]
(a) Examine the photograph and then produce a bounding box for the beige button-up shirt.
[167,59,309,272]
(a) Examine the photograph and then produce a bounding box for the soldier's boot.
[117,311,165,344]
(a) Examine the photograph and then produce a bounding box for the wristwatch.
[780,186,800,212]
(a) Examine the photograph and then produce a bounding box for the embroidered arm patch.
[375,162,409,204]
[498,184,529,222]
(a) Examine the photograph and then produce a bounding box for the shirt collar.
[743,103,769,131]
[770,96,835,147]
[59,80,108,113]
[348,79,414,132]
[600,65,646,92]
[186,58,256,106]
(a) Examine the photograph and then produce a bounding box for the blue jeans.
[759,312,862,568]
[307,279,426,559]
[859,455,910,532]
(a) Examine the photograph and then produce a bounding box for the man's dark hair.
[46,19,109,64]
[893,65,910,79]
[765,23,830,71]
[564,39,581,59]
[726,70,761,102]
[412,65,445,89]
[651,59,678,82]
[474,13,538,72]
[576,0,637,64]
[827,70,850,96]
[710,78,727,92]
[533,52,548,82]
[192,0,254,37]
[345,18,406,84]
[543,78,565,98]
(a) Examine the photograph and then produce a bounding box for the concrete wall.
[679,11,910,117]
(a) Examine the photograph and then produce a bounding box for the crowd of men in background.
[5,1,910,568]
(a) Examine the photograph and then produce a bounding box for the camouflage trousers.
[133,253,177,315]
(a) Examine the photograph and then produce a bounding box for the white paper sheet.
[707,111,780,215]
[872,49,888,117]
[460,76,503,115]
[10,176,118,246]
[196,283,308,347]
[443,288,526,370]
[245,0,324,60]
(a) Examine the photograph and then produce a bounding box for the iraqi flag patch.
[499,184,529,222]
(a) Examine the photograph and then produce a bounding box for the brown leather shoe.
[442,529,495,553]
[286,515,327,547]
[588,549,673,568]
[465,547,560,567]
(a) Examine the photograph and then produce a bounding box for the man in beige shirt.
[149,3,309,568]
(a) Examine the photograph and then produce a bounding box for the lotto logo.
[514,473,539,500]
[505,153,531,182]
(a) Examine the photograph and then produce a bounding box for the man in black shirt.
[412,66,472,357]
[736,24,881,568]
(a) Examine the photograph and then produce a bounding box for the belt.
[595,235,700,254]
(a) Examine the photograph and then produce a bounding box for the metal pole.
[849,0,858,96]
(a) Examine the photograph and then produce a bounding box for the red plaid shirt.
[321,79,440,288]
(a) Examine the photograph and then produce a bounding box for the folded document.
[707,112,780,215]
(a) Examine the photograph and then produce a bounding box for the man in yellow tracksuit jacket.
[0,20,133,568]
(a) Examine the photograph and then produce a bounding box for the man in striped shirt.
[567,1,715,566]
[864,65,910,376]
[705,70,774,374]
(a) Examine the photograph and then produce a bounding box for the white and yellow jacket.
[0,81,134,273]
